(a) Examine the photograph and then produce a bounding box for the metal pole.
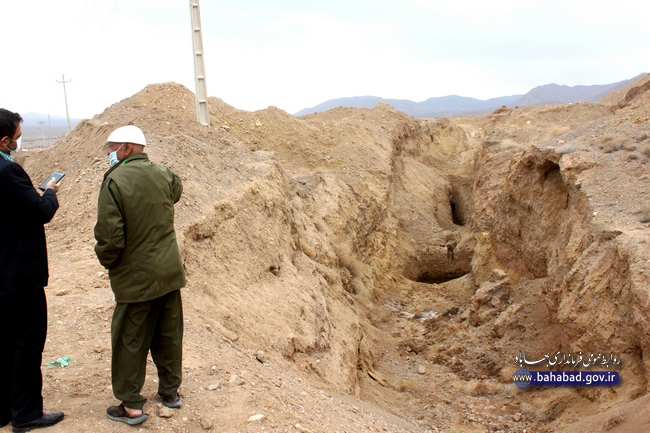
[189,0,210,126]
[56,74,72,133]
[38,121,46,147]
[48,112,52,144]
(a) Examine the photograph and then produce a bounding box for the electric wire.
[101,0,120,30]
[79,0,90,24]
[88,0,99,22]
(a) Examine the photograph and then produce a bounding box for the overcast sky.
[3,0,648,119]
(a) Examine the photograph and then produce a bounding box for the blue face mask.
[109,143,125,166]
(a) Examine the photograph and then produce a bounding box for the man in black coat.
[0,109,64,432]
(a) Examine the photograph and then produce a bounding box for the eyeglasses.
[104,142,126,151]
[3,136,19,147]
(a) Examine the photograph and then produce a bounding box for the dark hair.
[0,108,23,140]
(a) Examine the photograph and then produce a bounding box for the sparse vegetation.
[499,139,523,152]
[313,217,328,233]
[538,396,571,423]
[482,139,501,149]
[542,125,571,141]
[519,402,539,422]
[556,143,583,154]
[470,380,503,396]
[452,378,504,396]
[623,142,638,152]
[299,238,316,259]
[336,244,364,278]
[599,135,626,153]
[601,412,625,431]
[395,379,416,392]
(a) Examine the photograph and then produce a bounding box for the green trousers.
[111,289,183,410]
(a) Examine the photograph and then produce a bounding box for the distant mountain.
[295,74,645,118]
[295,96,422,117]
[20,113,81,148]
[418,94,522,115]
[511,75,644,107]
[294,94,521,118]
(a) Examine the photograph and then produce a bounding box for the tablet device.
[39,171,65,191]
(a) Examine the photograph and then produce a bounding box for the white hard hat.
[107,125,147,146]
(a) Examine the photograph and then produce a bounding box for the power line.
[102,0,120,30]
[79,0,90,24]
[88,0,98,22]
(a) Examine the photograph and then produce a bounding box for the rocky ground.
[3,73,650,433]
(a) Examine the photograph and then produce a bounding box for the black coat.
[0,157,58,295]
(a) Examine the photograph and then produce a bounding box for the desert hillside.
[6,73,650,433]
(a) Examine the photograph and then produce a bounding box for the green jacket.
[94,153,185,303]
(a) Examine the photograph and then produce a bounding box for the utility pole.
[57,74,72,133]
[38,121,46,147]
[189,0,210,126]
[48,112,52,145]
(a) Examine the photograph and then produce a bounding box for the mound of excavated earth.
[13,73,650,432]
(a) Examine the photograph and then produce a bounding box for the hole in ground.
[402,234,474,285]
[451,201,464,226]
[416,269,470,284]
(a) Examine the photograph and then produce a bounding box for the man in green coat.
[94,125,185,425]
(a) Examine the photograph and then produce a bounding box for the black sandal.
[106,404,147,425]
[158,393,183,408]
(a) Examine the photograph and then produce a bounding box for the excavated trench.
[21,79,650,432]
[171,111,644,431]
[356,123,643,431]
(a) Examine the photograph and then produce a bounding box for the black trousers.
[0,287,47,426]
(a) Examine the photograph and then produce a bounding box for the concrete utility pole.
[57,74,72,133]
[38,121,46,147]
[189,0,210,126]
[48,112,52,145]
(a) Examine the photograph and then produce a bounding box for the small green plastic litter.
[46,356,71,368]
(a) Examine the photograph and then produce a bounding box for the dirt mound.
[12,79,650,432]
[599,73,650,106]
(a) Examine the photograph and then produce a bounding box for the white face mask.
[10,137,22,155]
[3,136,20,155]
